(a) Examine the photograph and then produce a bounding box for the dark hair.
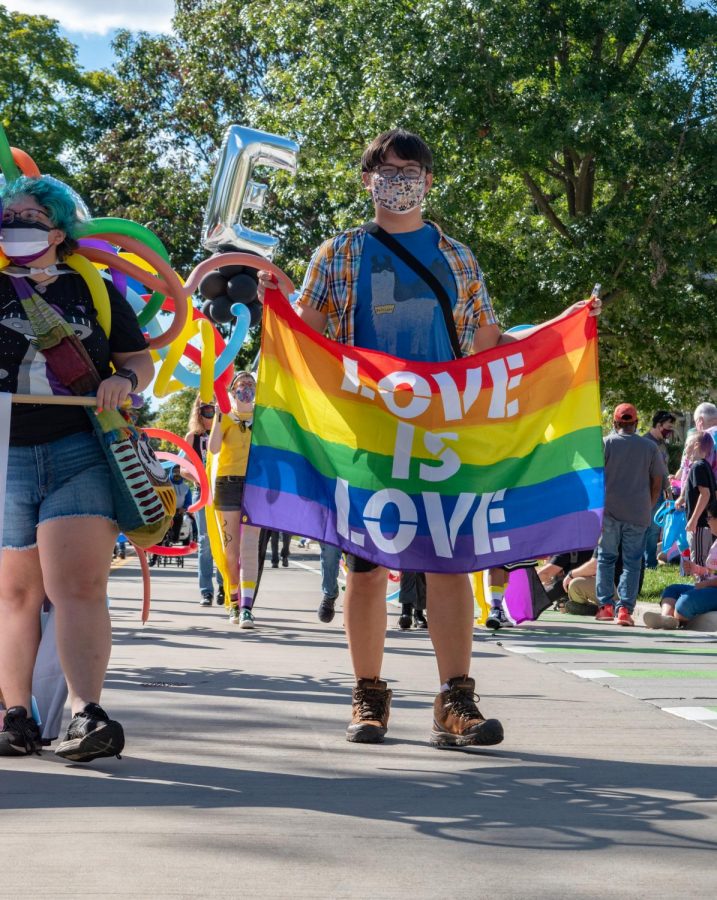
[707,499,717,519]
[652,410,676,428]
[361,129,433,173]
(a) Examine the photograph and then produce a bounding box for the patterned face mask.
[370,172,426,214]
[234,381,256,403]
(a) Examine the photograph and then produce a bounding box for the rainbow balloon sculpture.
[0,122,299,620]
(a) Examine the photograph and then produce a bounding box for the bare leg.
[38,516,117,715]
[0,547,45,710]
[219,510,243,597]
[426,573,474,684]
[344,567,388,679]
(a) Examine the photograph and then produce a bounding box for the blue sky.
[4,0,174,70]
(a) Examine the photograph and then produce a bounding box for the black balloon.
[207,294,236,325]
[199,271,227,300]
[217,264,245,281]
[227,273,258,303]
[248,300,263,327]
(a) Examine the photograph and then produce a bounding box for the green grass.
[640,563,685,603]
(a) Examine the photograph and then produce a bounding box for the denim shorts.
[3,430,116,550]
[213,475,246,512]
[662,583,717,620]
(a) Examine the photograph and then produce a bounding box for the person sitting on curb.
[538,549,596,609]
[644,501,717,629]
[563,547,645,616]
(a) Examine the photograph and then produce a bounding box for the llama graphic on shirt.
[369,256,437,356]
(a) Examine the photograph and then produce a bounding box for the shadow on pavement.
[3,750,715,853]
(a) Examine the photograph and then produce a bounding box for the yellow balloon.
[153,296,197,397]
[472,571,491,626]
[66,253,112,337]
[118,251,185,285]
[199,318,215,404]
[205,451,230,602]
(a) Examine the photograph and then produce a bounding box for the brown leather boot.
[430,676,504,748]
[346,678,392,743]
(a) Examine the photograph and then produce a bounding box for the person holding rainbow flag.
[259,128,601,748]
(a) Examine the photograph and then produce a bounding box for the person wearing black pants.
[397,571,427,630]
[269,531,291,567]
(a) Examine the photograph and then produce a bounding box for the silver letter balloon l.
[202,125,300,259]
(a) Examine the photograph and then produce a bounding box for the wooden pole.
[9,393,97,406]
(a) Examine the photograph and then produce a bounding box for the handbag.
[12,276,175,548]
[654,500,688,552]
[86,408,176,548]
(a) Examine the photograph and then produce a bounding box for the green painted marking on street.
[535,646,717,656]
[608,669,717,679]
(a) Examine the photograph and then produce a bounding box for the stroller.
[148,509,196,568]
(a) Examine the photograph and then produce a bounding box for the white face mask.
[370,172,426,214]
[0,223,53,264]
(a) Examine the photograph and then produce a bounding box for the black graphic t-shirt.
[0,269,148,446]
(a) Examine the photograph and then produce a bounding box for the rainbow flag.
[243,292,604,574]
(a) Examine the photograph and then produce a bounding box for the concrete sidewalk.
[1,550,716,899]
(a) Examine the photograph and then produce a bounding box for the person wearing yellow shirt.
[208,371,261,628]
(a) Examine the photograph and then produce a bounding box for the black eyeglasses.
[2,208,53,226]
[199,405,215,417]
[373,164,425,181]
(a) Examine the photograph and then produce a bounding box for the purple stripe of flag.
[243,484,603,574]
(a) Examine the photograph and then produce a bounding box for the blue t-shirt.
[354,224,457,362]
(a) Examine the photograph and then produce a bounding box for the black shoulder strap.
[363,221,462,359]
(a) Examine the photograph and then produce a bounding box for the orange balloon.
[11,147,41,178]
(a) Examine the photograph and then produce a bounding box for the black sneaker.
[398,604,413,630]
[217,588,225,606]
[0,706,42,756]
[318,595,337,623]
[200,591,213,607]
[486,608,512,630]
[413,610,428,629]
[54,703,125,762]
[565,599,598,616]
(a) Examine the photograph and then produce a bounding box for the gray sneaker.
[240,608,255,629]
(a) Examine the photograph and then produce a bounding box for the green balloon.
[76,217,170,262]
[0,123,21,183]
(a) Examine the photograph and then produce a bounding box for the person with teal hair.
[1,175,82,261]
[0,175,154,762]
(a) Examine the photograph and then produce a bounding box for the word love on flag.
[243,291,604,574]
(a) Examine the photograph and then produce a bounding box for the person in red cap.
[595,403,666,625]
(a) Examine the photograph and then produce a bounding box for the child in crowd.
[676,431,716,568]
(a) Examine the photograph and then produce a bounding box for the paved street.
[1,546,716,899]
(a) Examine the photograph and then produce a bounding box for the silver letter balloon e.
[201,125,300,259]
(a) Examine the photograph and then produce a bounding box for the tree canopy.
[0,7,103,178]
[4,1,716,411]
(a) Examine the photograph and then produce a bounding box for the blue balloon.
[123,283,251,389]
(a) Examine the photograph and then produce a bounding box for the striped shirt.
[296,222,497,354]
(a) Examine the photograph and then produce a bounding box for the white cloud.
[3,0,175,35]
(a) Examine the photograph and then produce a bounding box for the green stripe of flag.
[252,407,604,495]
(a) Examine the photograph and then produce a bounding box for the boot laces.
[445,686,482,721]
[354,688,387,722]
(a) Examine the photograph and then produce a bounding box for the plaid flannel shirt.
[296,222,497,354]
